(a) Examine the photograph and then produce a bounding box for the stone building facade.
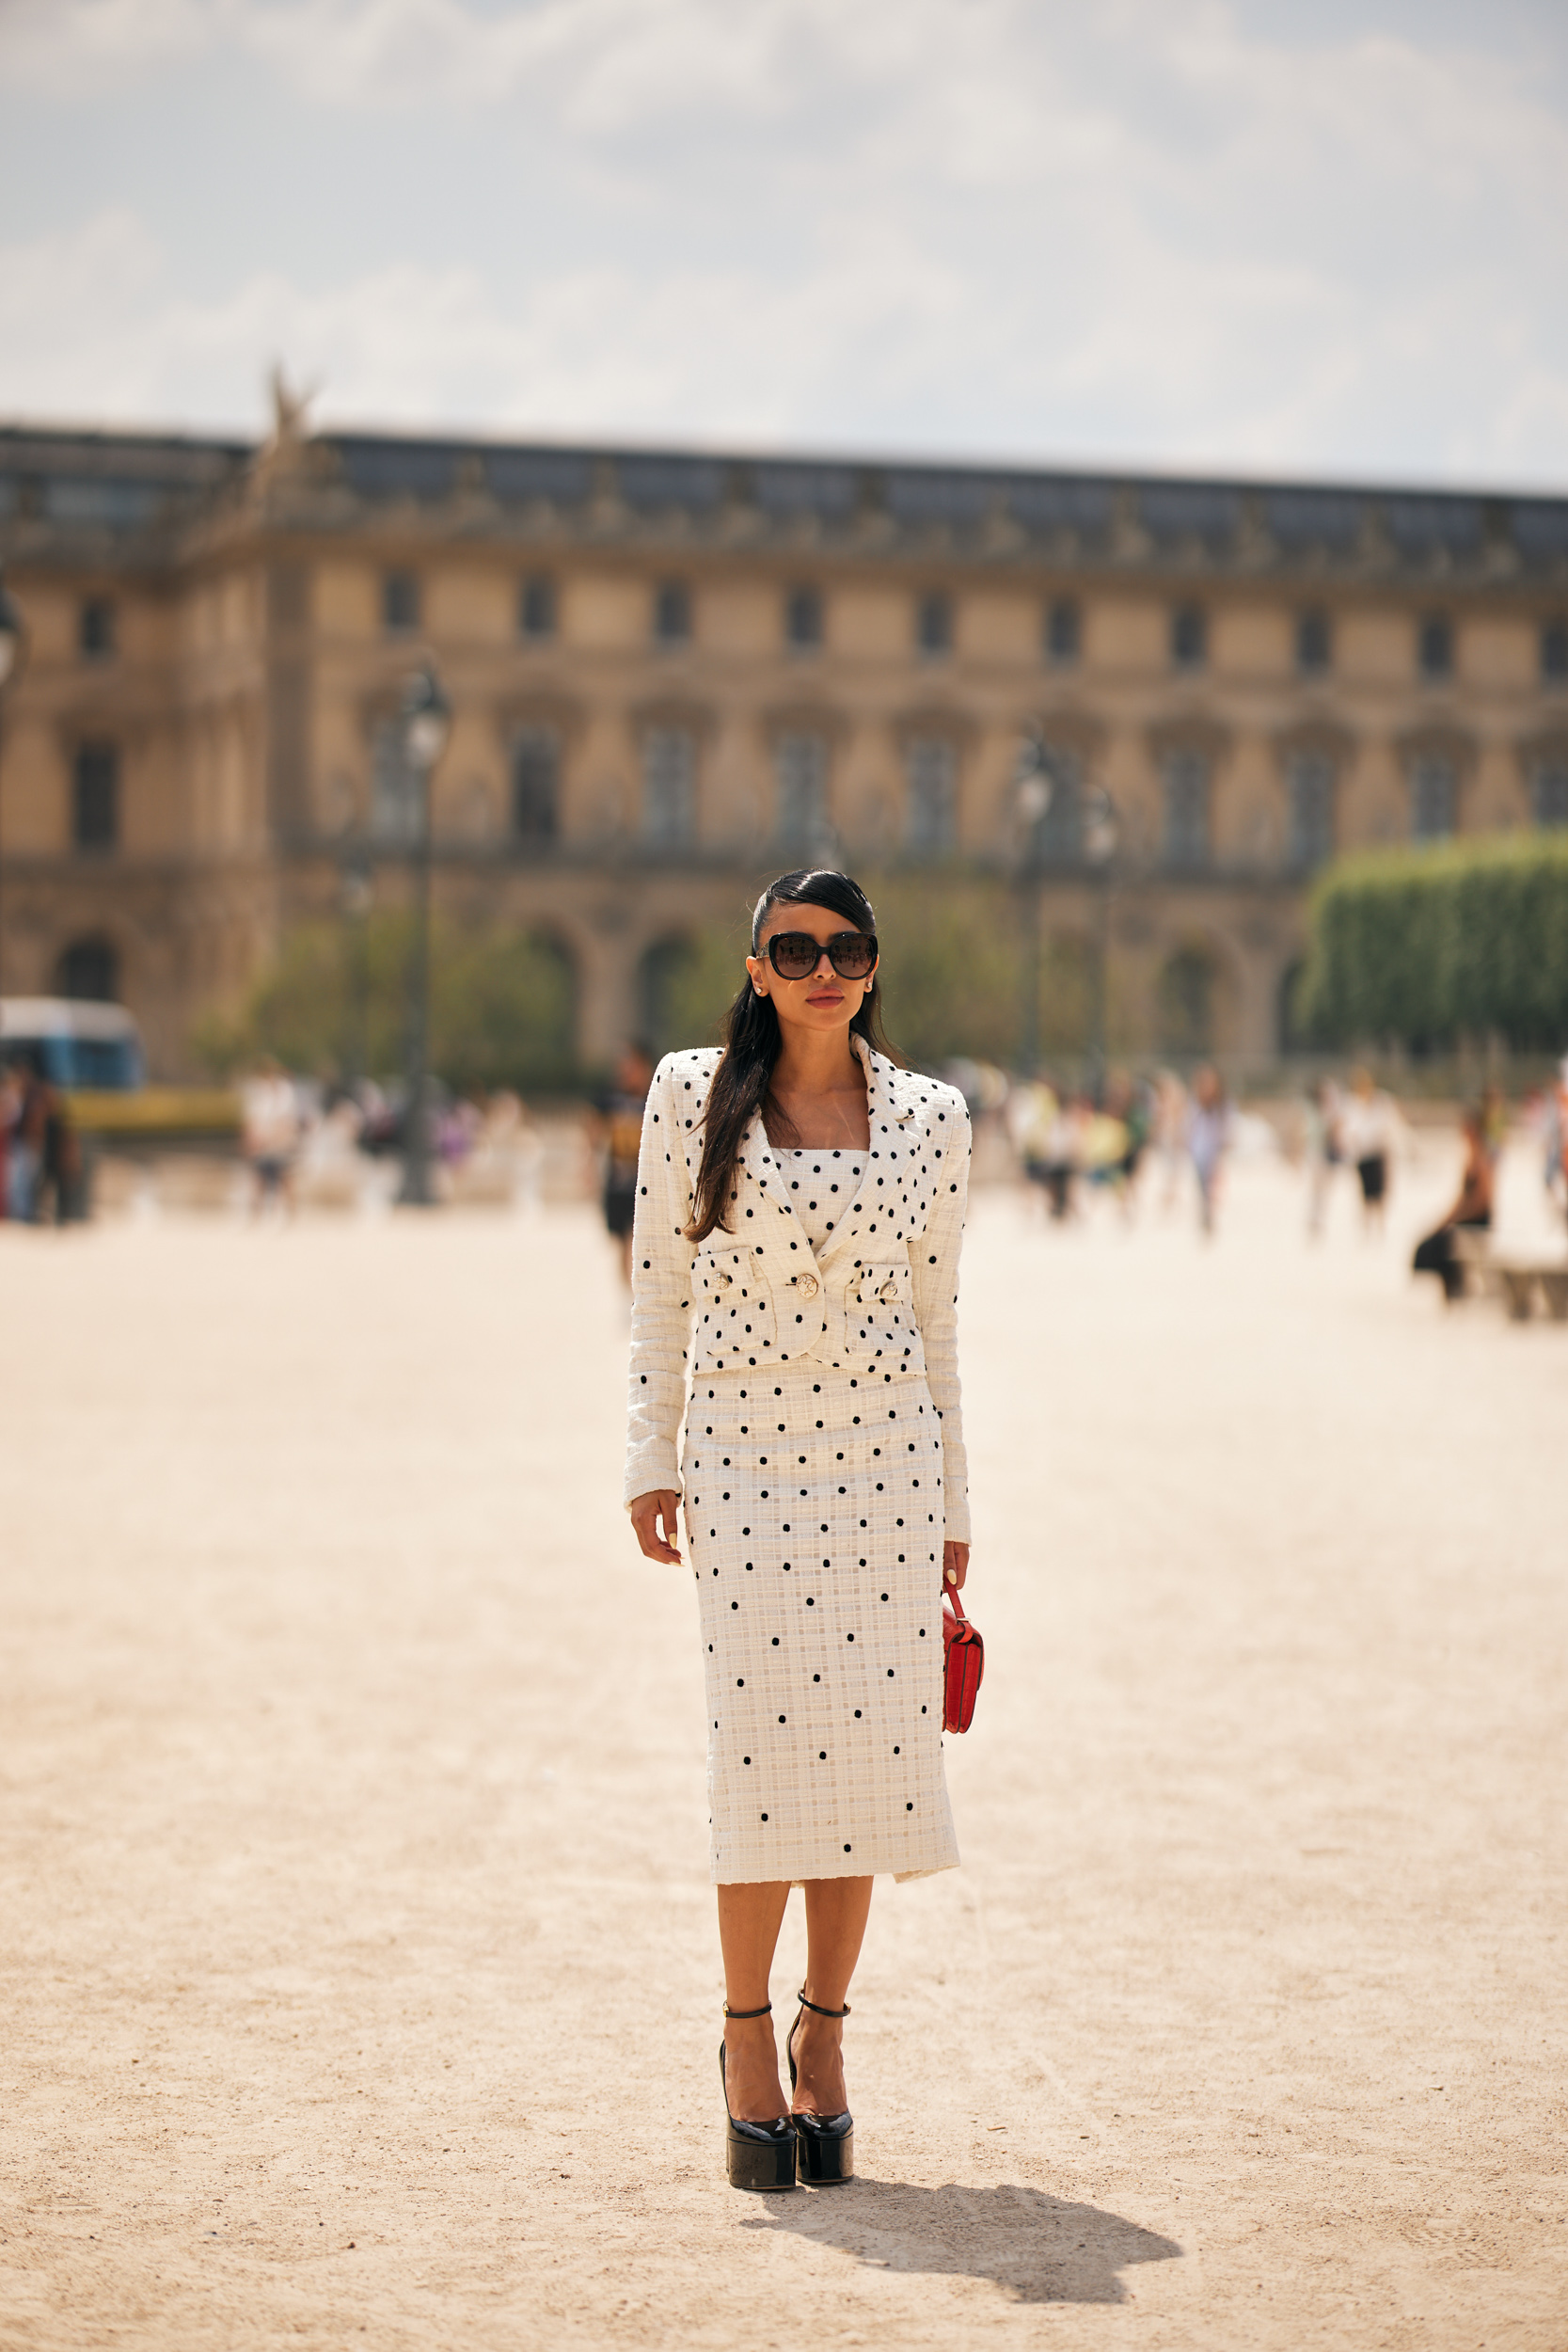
[1,414,1566,1079]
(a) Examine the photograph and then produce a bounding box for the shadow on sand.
[743,2179,1181,2305]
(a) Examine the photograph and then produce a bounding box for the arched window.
[1286,751,1337,869]
[1162,749,1210,868]
[906,737,957,854]
[1410,754,1458,841]
[642,727,696,845]
[512,729,559,840]
[653,580,690,645]
[55,935,120,1002]
[1157,946,1217,1055]
[775,733,829,850]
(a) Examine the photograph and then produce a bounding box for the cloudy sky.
[1,0,1566,487]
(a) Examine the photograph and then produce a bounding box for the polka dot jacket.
[625,1035,972,1543]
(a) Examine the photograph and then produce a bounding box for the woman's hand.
[942,1540,970,1593]
[630,1490,684,1565]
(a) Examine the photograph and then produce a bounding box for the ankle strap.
[722,2000,771,2019]
[796,1988,851,2018]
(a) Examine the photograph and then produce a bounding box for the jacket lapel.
[816,1039,919,1274]
[736,1106,822,1271]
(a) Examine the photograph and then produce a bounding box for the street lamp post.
[1083,785,1119,1103]
[0,568,26,998]
[396,664,451,1208]
[338,845,373,1092]
[1012,731,1054,1072]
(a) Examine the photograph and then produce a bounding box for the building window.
[1286,751,1336,869]
[784,585,822,651]
[653,580,690,645]
[1296,609,1331,675]
[513,729,559,840]
[915,591,952,658]
[775,733,829,850]
[1533,765,1568,829]
[642,726,696,845]
[1162,749,1210,867]
[1171,604,1207,671]
[906,737,957,854]
[1410,754,1458,840]
[383,572,420,634]
[1044,598,1080,665]
[55,935,120,1002]
[79,596,116,660]
[1542,619,1568,684]
[1418,613,1452,680]
[72,741,119,852]
[518,576,556,642]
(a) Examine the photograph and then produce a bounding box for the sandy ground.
[1,1138,1565,2352]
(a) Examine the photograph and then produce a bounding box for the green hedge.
[1298,834,1568,1050]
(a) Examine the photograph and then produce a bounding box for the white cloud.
[1,1,1566,482]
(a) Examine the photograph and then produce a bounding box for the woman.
[1412,1108,1495,1303]
[625,869,973,2192]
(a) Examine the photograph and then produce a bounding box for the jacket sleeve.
[624,1058,700,1509]
[910,1093,973,1546]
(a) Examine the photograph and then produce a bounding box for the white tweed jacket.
[624,1035,973,1542]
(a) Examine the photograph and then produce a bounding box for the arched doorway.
[1277,957,1309,1055]
[638,932,737,1060]
[1156,945,1217,1057]
[55,935,120,1002]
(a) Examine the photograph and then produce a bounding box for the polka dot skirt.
[686,1361,958,1886]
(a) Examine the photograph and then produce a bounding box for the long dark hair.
[686,868,893,1244]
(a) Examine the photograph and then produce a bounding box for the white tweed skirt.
[683,1362,959,1886]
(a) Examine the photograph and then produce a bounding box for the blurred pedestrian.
[1412,1108,1495,1304]
[8,1053,54,1224]
[242,1057,303,1219]
[1304,1076,1342,1240]
[0,1057,19,1220]
[1153,1070,1189,1214]
[1339,1067,1400,1237]
[1186,1064,1233,1237]
[1545,1058,1568,1225]
[592,1041,654,1284]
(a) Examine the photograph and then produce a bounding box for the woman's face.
[746,900,877,1043]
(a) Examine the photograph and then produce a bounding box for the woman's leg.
[717,1882,791,2121]
[791,1876,874,2117]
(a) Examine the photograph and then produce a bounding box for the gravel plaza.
[1,1141,1563,2351]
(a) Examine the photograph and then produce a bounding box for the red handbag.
[942,1581,984,1733]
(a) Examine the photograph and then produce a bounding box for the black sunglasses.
[765,929,879,981]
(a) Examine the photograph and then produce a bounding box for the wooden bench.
[1446,1229,1502,1301]
[1496,1263,1568,1323]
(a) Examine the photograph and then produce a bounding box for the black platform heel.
[720,2003,797,2191]
[786,1989,854,2185]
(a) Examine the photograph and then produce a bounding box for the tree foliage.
[194,914,578,1090]
[1298,834,1568,1051]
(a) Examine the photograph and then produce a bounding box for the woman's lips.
[807,991,844,1006]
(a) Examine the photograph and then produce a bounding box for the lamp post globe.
[396,662,451,1208]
